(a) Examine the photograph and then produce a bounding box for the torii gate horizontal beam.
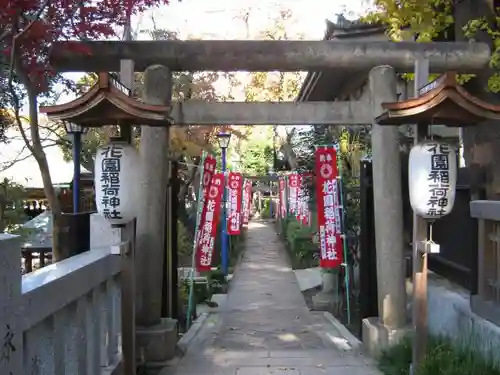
[169,101,371,125]
[50,40,490,72]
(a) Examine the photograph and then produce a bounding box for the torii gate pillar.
[135,65,177,366]
[362,66,408,355]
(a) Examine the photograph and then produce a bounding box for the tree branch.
[7,3,51,156]
[0,141,60,172]
[178,155,199,200]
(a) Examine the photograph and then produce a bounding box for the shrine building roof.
[376,72,500,126]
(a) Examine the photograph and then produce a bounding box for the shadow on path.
[160,221,381,375]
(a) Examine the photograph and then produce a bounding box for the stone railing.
[0,232,134,375]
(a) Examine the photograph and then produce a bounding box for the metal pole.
[186,152,207,329]
[221,147,229,276]
[72,133,81,214]
[335,145,352,326]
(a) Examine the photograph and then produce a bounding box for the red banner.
[201,155,217,199]
[279,178,286,218]
[196,173,224,272]
[288,173,299,214]
[315,148,343,268]
[295,174,304,221]
[242,180,252,225]
[194,155,217,246]
[227,172,243,235]
[299,173,312,226]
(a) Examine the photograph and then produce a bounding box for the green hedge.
[261,199,272,218]
[379,335,500,375]
[280,216,318,269]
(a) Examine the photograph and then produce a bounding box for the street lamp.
[64,121,87,213]
[217,131,231,276]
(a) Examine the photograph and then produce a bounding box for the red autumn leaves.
[0,0,170,90]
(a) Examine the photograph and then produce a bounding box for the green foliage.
[283,217,318,269]
[379,335,500,375]
[179,279,209,305]
[260,199,272,219]
[0,178,27,233]
[177,219,193,257]
[363,0,454,42]
[207,267,226,294]
[179,281,189,304]
[463,15,500,92]
[0,109,13,143]
[240,134,274,176]
[363,0,500,91]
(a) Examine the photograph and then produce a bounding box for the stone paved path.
[160,221,381,375]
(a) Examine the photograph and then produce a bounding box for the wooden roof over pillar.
[376,72,500,126]
[39,72,171,127]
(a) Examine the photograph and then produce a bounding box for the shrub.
[177,219,193,257]
[378,335,500,375]
[284,217,318,268]
[261,199,272,218]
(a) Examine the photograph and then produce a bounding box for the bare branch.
[15,0,51,40]
[0,141,60,172]
[38,121,66,141]
[13,109,34,154]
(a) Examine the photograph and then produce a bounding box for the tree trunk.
[177,156,198,201]
[456,0,500,199]
[281,142,298,170]
[28,92,66,260]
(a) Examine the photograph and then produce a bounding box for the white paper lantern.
[94,142,140,225]
[408,141,457,220]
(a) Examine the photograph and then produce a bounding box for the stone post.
[312,269,341,312]
[135,65,177,367]
[362,65,408,355]
[0,234,23,375]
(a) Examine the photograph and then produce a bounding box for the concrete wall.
[408,273,500,365]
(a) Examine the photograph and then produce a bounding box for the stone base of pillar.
[312,270,341,311]
[136,318,178,367]
[361,317,410,357]
[312,292,341,312]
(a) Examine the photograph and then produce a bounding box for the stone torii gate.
[48,39,490,368]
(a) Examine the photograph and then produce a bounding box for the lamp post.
[64,121,87,213]
[217,132,232,276]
